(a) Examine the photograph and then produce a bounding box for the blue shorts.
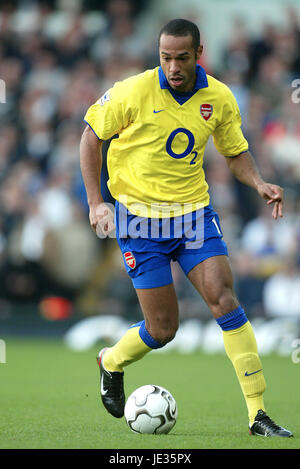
[115,201,228,289]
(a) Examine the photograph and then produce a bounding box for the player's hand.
[256,182,284,220]
[89,202,116,238]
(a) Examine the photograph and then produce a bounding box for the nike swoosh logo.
[101,374,108,395]
[153,109,165,113]
[245,369,262,376]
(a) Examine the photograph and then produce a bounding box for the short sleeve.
[84,84,130,141]
[212,87,248,157]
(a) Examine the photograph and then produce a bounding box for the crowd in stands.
[0,0,299,322]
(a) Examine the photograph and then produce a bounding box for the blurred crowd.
[0,0,300,323]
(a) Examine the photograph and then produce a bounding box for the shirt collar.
[158,64,208,91]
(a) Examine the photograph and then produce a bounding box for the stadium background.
[0,0,300,356]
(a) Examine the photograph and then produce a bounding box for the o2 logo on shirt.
[166,128,197,165]
[97,90,110,106]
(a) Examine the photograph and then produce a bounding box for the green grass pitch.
[0,338,299,449]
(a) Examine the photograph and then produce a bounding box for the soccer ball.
[124,384,177,434]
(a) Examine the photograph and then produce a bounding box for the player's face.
[159,34,203,93]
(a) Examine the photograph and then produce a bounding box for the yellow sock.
[222,321,266,426]
[103,323,153,373]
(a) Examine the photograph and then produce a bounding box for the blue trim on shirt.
[83,120,101,140]
[158,64,208,90]
[225,149,249,158]
[158,65,208,105]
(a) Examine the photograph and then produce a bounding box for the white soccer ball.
[124,384,178,434]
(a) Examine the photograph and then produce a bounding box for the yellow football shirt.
[84,66,248,217]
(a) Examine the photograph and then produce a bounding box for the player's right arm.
[80,125,115,236]
[81,81,134,234]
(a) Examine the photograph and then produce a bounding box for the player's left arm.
[225,151,283,220]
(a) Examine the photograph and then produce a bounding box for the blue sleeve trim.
[83,120,102,140]
[224,149,249,158]
[216,306,248,331]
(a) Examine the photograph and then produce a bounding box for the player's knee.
[159,328,177,345]
[208,287,238,317]
[148,322,178,345]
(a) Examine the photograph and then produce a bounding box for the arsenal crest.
[124,251,136,269]
[200,104,213,121]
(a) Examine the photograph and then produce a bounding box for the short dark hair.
[158,19,200,52]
